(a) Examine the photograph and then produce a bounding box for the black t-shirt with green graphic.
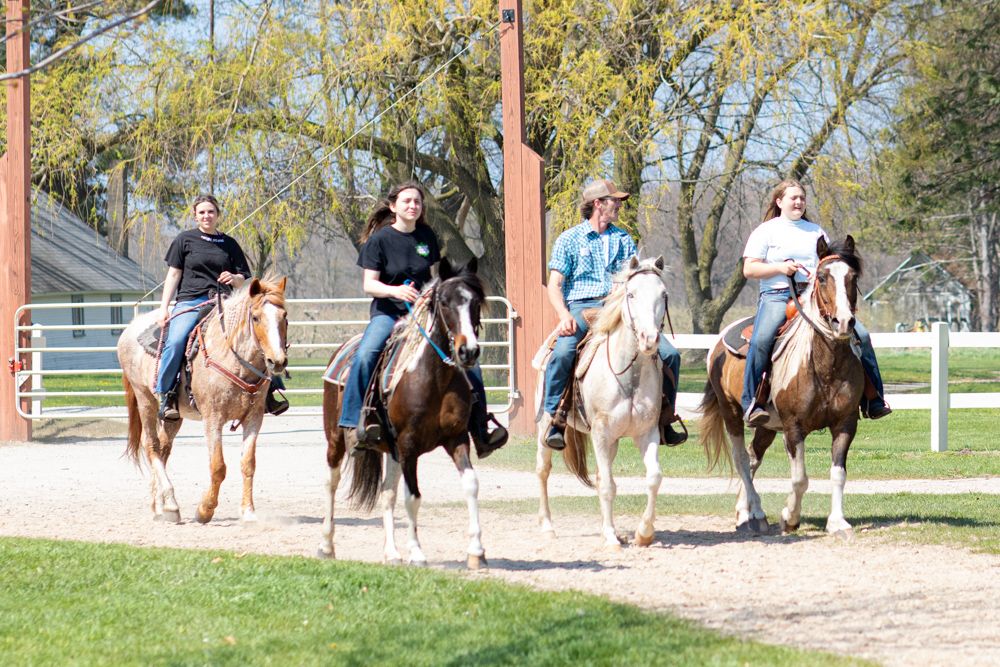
[357,223,441,318]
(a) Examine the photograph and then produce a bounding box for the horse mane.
[825,239,863,277]
[591,259,665,337]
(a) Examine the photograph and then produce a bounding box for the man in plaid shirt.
[543,179,686,450]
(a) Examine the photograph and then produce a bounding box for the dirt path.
[1,418,998,666]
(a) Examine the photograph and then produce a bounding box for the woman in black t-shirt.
[338,181,507,457]
[155,195,287,420]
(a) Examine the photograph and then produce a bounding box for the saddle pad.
[136,303,217,358]
[323,334,364,386]
[721,316,755,357]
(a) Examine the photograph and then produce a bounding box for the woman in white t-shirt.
[741,180,891,427]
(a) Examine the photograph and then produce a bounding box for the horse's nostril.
[848,317,856,329]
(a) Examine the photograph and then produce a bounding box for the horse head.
[434,257,485,368]
[248,276,289,374]
[813,235,863,338]
[621,256,668,355]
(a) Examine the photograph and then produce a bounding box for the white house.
[31,191,159,370]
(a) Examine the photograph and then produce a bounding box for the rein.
[606,268,664,378]
[195,296,277,395]
[402,280,457,367]
[786,254,846,349]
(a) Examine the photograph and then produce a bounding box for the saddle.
[720,299,801,359]
[137,302,217,358]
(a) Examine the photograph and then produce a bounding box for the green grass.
[487,408,1000,480]
[0,537,867,667]
[486,492,1000,556]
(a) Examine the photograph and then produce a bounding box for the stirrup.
[544,422,566,451]
[265,389,289,416]
[660,418,688,446]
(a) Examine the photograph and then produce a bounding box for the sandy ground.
[2,415,999,666]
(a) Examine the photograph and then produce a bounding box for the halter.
[607,267,668,377]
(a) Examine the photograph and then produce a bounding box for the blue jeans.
[543,299,681,415]
[155,296,210,395]
[337,313,491,429]
[741,289,886,414]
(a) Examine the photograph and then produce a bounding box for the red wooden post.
[1,0,32,441]
[499,1,549,435]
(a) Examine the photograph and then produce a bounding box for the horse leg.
[730,426,767,534]
[536,415,556,536]
[633,425,663,547]
[380,454,403,564]
[400,456,427,566]
[826,422,857,538]
[592,426,622,548]
[238,414,263,523]
[147,413,182,523]
[450,445,486,569]
[318,462,341,559]
[780,425,809,534]
[196,419,227,524]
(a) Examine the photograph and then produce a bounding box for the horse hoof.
[241,510,258,524]
[467,554,488,570]
[831,528,855,542]
[633,531,654,547]
[735,521,754,534]
[541,528,556,540]
[604,541,623,552]
[749,517,770,535]
[316,548,335,560]
[409,559,428,568]
[385,558,403,566]
[160,509,181,524]
[195,508,213,524]
[780,518,799,534]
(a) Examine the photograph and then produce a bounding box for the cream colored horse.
[535,257,669,548]
[117,277,288,524]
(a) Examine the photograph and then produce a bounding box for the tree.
[877,0,1000,330]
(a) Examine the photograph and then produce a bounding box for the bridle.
[405,278,481,370]
[196,294,287,394]
[608,268,667,378]
[786,254,854,346]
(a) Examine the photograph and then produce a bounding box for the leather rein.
[195,301,273,395]
[607,268,673,378]
[785,254,847,348]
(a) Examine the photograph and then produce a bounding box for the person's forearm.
[547,280,570,318]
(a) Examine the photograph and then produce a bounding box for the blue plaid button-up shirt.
[548,221,638,303]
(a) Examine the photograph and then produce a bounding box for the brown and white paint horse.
[117,277,288,524]
[700,236,865,538]
[320,258,488,568]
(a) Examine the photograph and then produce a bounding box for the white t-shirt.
[743,216,829,293]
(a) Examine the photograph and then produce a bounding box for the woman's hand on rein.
[396,283,420,303]
[778,259,804,277]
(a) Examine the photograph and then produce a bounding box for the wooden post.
[499,1,548,435]
[1,0,32,441]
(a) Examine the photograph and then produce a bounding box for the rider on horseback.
[542,179,686,451]
[337,181,508,458]
[741,180,891,427]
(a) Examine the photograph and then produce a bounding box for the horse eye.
[252,315,260,323]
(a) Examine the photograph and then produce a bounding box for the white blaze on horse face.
[828,263,855,337]
[628,276,665,355]
[261,302,287,367]
[455,286,480,352]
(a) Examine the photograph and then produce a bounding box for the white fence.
[12,305,999,451]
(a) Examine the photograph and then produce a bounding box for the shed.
[863,251,972,332]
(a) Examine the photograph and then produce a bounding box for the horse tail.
[697,379,730,472]
[562,425,593,488]
[347,449,383,514]
[122,374,143,466]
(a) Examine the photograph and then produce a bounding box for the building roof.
[31,191,158,297]
[863,250,972,302]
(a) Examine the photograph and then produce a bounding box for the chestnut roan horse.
[700,236,865,538]
[320,258,488,568]
[117,277,288,524]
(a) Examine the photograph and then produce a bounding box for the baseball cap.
[581,179,630,204]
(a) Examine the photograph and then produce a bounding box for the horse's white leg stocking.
[826,465,852,535]
[196,421,227,524]
[403,478,426,566]
[730,431,766,532]
[381,456,402,564]
[459,464,486,567]
[536,419,555,535]
[149,421,180,522]
[318,465,341,559]
[781,438,809,533]
[634,428,662,547]
[239,418,262,523]
[592,428,621,547]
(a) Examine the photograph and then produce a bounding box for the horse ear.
[653,255,664,271]
[628,256,640,271]
[843,235,856,254]
[276,276,287,293]
[816,236,829,258]
[465,256,478,274]
[249,278,262,296]
[439,257,455,281]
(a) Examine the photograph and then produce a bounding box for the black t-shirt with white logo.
[164,229,252,302]
[357,224,441,318]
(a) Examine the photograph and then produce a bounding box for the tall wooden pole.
[1,0,32,441]
[499,1,548,435]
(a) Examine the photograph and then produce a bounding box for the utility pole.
[1,0,33,441]
[499,1,549,435]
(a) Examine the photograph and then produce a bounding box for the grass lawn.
[0,537,868,667]
[483,492,1000,557]
[486,408,1000,480]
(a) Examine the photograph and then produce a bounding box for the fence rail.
[12,303,998,451]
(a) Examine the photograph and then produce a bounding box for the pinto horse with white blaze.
[535,257,678,548]
[117,277,288,523]
[700,236,866,537]
[319,258,489,568]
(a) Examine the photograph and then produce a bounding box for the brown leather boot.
[659,397,687,446]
